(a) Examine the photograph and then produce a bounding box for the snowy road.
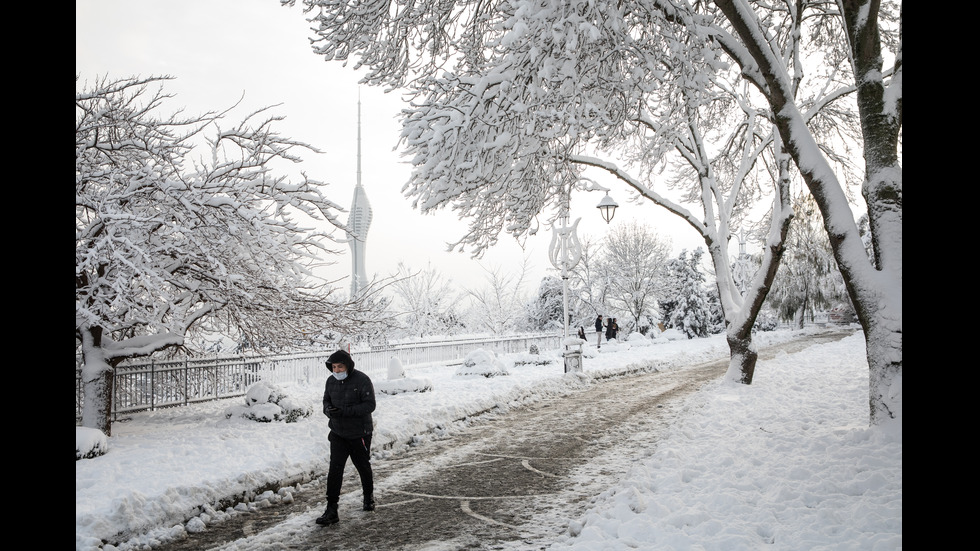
[151,331,852,551]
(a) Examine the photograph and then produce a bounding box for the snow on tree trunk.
[79,328,114,436]
[724,330,758,385]
[866,321,902,425]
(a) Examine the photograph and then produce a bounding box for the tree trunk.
[841,0,903,426]
[866,322,902,425]
[80,326,114,436]
[715,142,793,386]
[724,328,758,385]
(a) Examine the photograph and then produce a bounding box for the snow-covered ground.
[75,327,901,550]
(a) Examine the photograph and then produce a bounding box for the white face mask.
[332,371,348,381]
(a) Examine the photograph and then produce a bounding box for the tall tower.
[347,95,373,296]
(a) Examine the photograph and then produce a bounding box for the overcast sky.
[76,0,706,295]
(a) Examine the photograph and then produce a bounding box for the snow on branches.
[76,75,380,363]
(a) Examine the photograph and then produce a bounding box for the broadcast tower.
[347,96,373,296]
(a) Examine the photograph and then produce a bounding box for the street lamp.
[549,182,617,373]
[597,192,618,223]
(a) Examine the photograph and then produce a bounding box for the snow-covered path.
[147,331,855,551]
[78,328,902,551]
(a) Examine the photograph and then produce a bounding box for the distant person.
[606,318,617,341]
[595,314,604,349]
[577,326,587,340]
[316,350,376,526]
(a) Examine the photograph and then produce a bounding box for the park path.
[153,330,854,551]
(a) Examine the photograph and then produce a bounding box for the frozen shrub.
[388,356,406,380]
[455,348,509,378]
[225,381,313,423]
[376,377,433,395]
[512,351,556,366]
[377,356,432,394]
[245,380,285,406]
[76,427,108,460]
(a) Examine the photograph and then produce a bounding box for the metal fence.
[75,332,562,424]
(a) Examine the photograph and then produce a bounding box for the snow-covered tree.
[768,193,850,328]
[710,0,903,424]
[705,288,727,334]
[667,249,712,339]
[284,0,902,425]
[568,236,608,320]
[76,75,386,434]
[389,261,463,338]
[598,221,671,334]
[284,0,797,387]
[524,275,566,332]
[462,260,532,335]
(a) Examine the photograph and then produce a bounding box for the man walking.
[316,349,376,526]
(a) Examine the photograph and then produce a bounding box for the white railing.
[257,333,562,384]
[75,333,562,423]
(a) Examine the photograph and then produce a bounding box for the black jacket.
[322,367,376,439]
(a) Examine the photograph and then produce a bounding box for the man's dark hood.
[326,349,355,372]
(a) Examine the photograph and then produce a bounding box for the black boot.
[316,503,339,525]
[363,493,376,511]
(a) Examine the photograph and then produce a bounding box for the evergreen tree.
[658,262,682,331]
[669,249,711,339]
[705,288,726,335]
[525,275,566,332]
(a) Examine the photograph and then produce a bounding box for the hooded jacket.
[323,351,375,439]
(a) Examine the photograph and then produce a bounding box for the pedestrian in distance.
[316,349,377,526]
[607,318,619,341]
[595,314,604,349]
[577,326,587,340]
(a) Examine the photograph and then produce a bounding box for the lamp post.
[549,182,617,372]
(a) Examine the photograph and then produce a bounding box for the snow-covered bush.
[76,427,108,460]
[455,348,509,378]
[528,344,540,355]
[224,381,313,423]
[599,339,629,352]
[388,356,406,379]
[626,332,653,346]
[659,328,687,341]
[511,351,556,367]
[376,377,434,395]
[642,326,672,344]
[376,356,434,394]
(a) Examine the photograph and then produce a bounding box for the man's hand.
[326,406,342,418]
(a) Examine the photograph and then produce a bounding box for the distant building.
[347,96,373,296]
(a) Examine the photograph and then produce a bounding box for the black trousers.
[326,432,374,504]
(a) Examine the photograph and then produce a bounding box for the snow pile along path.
[555,335,902,550]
